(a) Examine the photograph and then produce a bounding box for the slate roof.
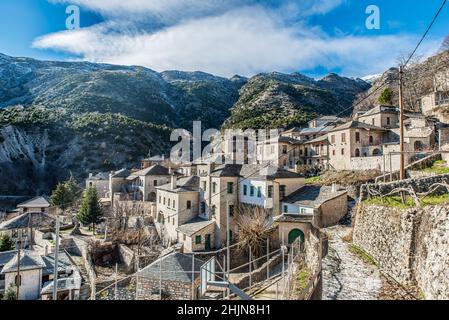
[210,164,303,180]
[299,126,332,134]
[41,276,79,294]
[41,252,75,276]
[0,212,55,230]
[176,217,214,236]
[127,165,170,180]
[137,252,205,283]
[0,250,46,273]
[274,214,313,223]
[111,168,131,178]
[282,185,347,208]
[17,196,50,208]
[156,176,200,193]
[329,120,388,133]
[87,172,109,181]
[359,105,398,117]
[304,134,328,144]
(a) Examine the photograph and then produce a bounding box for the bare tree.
[235,205,274,269]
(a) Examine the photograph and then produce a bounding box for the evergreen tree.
[378,88,394,105]
[50,173,81,210]
[2,285,17,300]
[0,234,15,252]
[77,186,104,234]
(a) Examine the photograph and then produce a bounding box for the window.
[250,186,255,197]
[200,202,206,214]
[211,205,216,216]
[387,117,391,125]
[341,133,346,143]
[187,200,191,209]
[355,148,360,157]
[257,187,262,198]
[341,148,345,155]
[195,235,202,244]
[212,182,217,193]
[369,136,374,144]
[243,184,248,196]
[172,217,175,225]
[202,181,207,191]
[183,234,186,241]
[372,118,375,125]
[300,208,306,214]
[168,199,171,207]
[355,132,360,142]
[227,182,234,194]
[332,150,336,156]
[15,275,21,286]
[229,205,235,216]
[270,145,275,154]
[331,135,336,144]
[282,145,287,154]
[173,200,176,208]
[153,180,158,186]
[163,197,166,205]
[283,205,288,213]
[159,196,161,203]
[279,185,286,199]
[268,186,273,198]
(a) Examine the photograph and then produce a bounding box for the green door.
[288,229,304,244]
[205,234,211,250]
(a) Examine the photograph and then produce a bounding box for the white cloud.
[36,0,439,78]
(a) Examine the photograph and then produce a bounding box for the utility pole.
[53,210,60,300]
[399,65,405,180]
[226,200,230,299]
[15,244,21,300]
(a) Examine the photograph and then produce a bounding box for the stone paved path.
[322,225,382,300]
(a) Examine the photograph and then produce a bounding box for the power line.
[404,0,447,68]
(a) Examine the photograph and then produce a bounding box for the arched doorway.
[355,148,360,157]
[147,192,156,202]
[288,229,305,244]
[372,149,381,156]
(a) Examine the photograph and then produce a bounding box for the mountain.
[0,53,245,195]
[0,54,244,129]
[353,50,449,114]
[222,71,370,129]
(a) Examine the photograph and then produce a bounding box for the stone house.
[86,172,110,198]
[356,105,399,129]
[256,135,303,170]
[16,196,50,214]
[0,250,81,300]
[300,135,329,167]
[328,120,388,170]
[276,185,347,245]
[176,217,215,252]
[154,176,200,246]
[421,70,449,116]
[126,165,170,202]
[136,252,204,300]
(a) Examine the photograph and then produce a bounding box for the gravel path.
[322,225,382,300]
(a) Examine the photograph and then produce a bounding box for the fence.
[92,236,305,300]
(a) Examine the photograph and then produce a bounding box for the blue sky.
[0,0,448,78]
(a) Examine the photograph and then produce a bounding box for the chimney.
[331,183,337,193]
[89,173,93,178]
[170,168,177,189]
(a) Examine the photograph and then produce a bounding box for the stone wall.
[353,204,449,299]
[118,244,136,273]
[361,173,449,201]
[136,277,199,300]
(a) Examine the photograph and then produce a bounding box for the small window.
[355,132,360,142]
[331,135,336,144]
[227,182,234,194]
[173,200,176,208]
[153,180,158,186]
[282,145,287,154]
[168,199,171,207]
[243,185,248,196]
[257,187,262,198]
[268,186,273,198]
[332,150,336,156]
[202,181,207,191]
[341,148,344,155]
[183,234,186,241]
[229,205,235,216]
[283,205,288,213]
[172,217,175,225]
[250,186,255,197]
[15,275,21,286]
[195,235,201,244]
[372,118,375,125]
[387,117,391,125]
[341,133,346,143]
[212,182,217,193]
[159,196,161,203]
[200,202,206,214]
[187,200,191,209]
[279,185,286,199]
[163,197,166,205]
